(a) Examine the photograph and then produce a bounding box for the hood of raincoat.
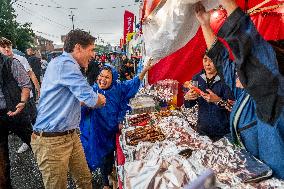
[98,64,119,89]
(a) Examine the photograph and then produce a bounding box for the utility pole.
[69,11,75,30]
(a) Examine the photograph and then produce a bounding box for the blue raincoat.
[207,8,284,179]
[80,65,141,171]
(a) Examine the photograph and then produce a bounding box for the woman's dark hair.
[100,66,112,73]
[63,29,96,53]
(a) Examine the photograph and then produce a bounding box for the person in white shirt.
[13,54,41,153]
[1,41,40,154]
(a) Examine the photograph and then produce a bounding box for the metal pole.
[69,11,75,30]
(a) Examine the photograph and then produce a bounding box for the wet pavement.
[9,134,104,189]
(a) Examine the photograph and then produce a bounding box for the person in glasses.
[80,60,153,189]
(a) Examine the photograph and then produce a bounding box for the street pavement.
[9,134,103,189]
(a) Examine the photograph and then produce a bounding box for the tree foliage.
[0,0,35,52]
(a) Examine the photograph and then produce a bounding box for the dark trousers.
[101,151,115,186]
[0,109,32,189]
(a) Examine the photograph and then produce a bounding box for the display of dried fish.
[125,126,166,146]
[188,138,272,187]
[128,113,151,126]
[119,90,283,189]
[180,104,198,129]
[158,116,211,150]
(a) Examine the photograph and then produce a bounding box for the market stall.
[116,82,284,189]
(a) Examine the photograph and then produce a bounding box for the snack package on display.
[143,0,219,63]
[129,95,156,114]
[154,79,179,106]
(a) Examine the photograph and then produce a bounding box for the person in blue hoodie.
[184,54,234,141]
[195,0,284,179]
[80,61,153,188]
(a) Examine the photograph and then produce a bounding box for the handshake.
[80,93,106,108]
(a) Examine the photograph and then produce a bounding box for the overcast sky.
[13,0,139,45]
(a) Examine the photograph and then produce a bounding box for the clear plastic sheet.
[143,0,219,63]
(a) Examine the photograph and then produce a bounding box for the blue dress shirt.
[33,52,98,132]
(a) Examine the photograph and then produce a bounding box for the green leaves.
[0,0,35,52]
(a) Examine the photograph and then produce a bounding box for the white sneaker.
[17,143,29,153]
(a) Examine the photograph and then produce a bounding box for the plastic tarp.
[143,0,219,63]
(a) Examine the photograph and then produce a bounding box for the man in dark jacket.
[86,57,100,86]
[26,47,42,98]
[0,52,32,188]
[184,54,234,141]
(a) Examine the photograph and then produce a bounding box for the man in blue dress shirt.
[31,29,106,189]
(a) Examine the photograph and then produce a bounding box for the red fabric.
[116,133,125,165]
[148,1,284,106]
[124,11,135,43]
[141,0,163,20]
[116,133,125,189]
[251,9,284,40]
[236,0,283,11]
[148,28,206,106]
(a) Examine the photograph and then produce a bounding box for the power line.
[15,2,70,30]
[14,0,138,10]
[77,19,120,23]
[35,30,60,39]
[15,0,77,10]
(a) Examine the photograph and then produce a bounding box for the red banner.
[124,10,135,43]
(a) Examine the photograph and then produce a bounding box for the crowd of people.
[83,53,141,87]
[0,0,283,188]
[0,28,151,189]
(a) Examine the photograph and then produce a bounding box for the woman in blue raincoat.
[80,61,153,188]
[195,0,284,179]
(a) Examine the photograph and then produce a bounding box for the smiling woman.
[97,67,113,89]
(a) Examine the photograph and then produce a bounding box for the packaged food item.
[154,110,172,117]
[125,126,166,146]
[129,95,156,114]
[128,113,151,126]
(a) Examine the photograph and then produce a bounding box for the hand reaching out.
[144,58,154,72]
[7,102,25,117]
[194,2,211,26]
